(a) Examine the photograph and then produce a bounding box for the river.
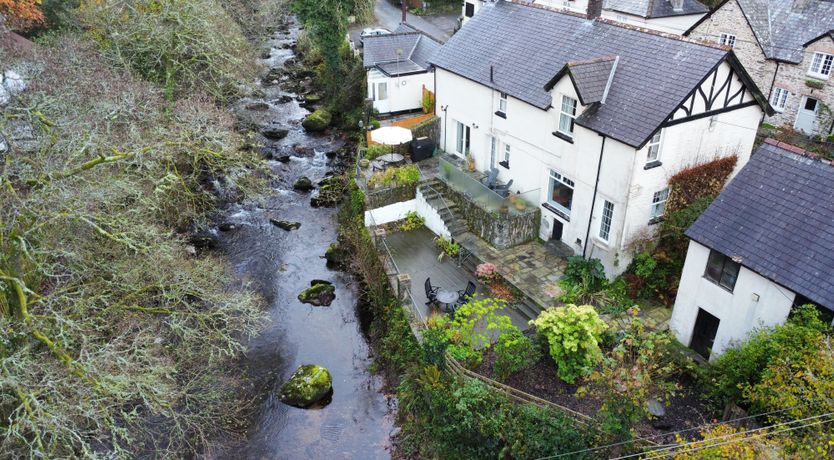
[214,15,394,460]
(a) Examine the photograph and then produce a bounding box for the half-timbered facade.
[433,1,771,277]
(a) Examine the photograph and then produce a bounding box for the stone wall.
[442,185,540,249]
[366,183,417,209]
[411,116,440,144]
[689,0,834,135]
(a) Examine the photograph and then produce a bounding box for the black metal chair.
[456,281,476,307]
[425,277,439,306]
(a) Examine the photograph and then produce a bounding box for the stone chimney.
[587,0,603,18]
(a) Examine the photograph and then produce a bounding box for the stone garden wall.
[442,185,540,249]
[366,182,418,209]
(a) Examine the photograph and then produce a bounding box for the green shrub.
[367,164,421,188]
[399,211,425,231]
[434,235,460,260]
[494,329,540,380]
[559,257,631,314]
[704,304,827,408]
[530,304,607,383]
[437,297,515,368]
[562,256,607,291]
[421,326,449,368]
[364,143,388,160]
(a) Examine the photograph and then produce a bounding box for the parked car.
[360,28,390,46]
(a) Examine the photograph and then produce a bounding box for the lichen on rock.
[278,364,333,408]
[301,109,332,132]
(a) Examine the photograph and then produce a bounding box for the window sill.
[498,160,509,169]
[552,131,574,144]
[648,216,664,226]
[592,237,612,250]
[494,111,507,119]
[806,73,830,81]
[644,161,663,170]
[542,202,571,222]
[703,276,736,294]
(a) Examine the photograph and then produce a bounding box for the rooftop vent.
[670,0,684,11]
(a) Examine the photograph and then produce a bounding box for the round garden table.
[436,289,460,313]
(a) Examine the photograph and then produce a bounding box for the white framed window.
[599,200,614,241]
[718,33,736,48]
[501,143,511,168]
[809,52,834,79]
[650,188,669,220]
[548,170,575,214]
[558,95,577,137]
[377,82,388,100]
[498,92,508,114]
[455,121,469,155]
[770,87,789,112]
[646,131,662,163]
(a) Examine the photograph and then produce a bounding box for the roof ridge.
[567,55,619,66]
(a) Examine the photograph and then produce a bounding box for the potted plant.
[359,158,370,169]
[466,150,476,172]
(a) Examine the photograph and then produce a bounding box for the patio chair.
[371,160,386,171]
[493,179,513,198]
[480,168,499,188]
[456,281,476,306]
[424,277,440,306]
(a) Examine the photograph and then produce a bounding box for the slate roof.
[691,0,834,63]
[430,1,744,148]
[363,30,441,76]
[561,56,619,104]
[686,141,834,311]
[604,0,708,18]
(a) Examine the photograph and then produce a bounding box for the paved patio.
[382,227,531,331]
[457,233,569,310]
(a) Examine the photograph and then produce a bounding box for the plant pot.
[514,201,527,211]
[359,158,370,168]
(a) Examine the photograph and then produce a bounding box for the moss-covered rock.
[278,364,333,408]
[270,219,301,231]
[261,126,289,140]
[301,109,332,132]
[293,176,314,191]
[298,280,335,306]
[324,243,348,268]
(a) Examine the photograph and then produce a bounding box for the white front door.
[454,121,470,157]
[795,96,819,134]
[372,81,389,114]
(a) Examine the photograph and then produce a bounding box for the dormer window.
[558,95,577,138]
[809,52,833,79]
[718,33,736,48]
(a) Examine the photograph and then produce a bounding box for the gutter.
[583,134,606,258]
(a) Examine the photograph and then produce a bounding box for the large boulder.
[261,126,289,140]
[324,243,348,268]
[298,280,335,306]
[3,70,26,96]
[278,365,333,408]
[301,109,332,132]
[293,176,314,191]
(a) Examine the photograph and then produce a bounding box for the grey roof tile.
[363,31,441,75]
[605,0,708,18]
[566,57,618,104]
[733,0,834,63]
[686,142,834,311]
[431,1,730,147]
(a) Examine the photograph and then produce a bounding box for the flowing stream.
[214,16,394,459]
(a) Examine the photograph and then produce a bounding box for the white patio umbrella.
[370,126,413,145]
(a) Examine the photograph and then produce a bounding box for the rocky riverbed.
[211,15,394,459]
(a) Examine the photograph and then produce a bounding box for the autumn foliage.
[0,0,45,30]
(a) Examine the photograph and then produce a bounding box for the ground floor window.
[599,200,614,241]
[376,82,388,101]
[650,188,669,220]
[548,170,574,215]
[771,87,789,112]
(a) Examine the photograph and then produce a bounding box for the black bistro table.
[435,289,460,313]
[377,153,404,165]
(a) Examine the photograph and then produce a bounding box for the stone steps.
[418,180,467,238]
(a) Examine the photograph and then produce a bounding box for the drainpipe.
[583,135,606,258]
[442,105,449,153]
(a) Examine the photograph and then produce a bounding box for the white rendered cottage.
[363,25,441,115]
[670,140,834,359]
[432,0,772,277]
[686,0,834,135]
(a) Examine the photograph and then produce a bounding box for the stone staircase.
[417,179,468,237]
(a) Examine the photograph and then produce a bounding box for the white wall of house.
[435,63,762,277]
[367,68,434,114]
[670,241,795,359]
[600,11,705,35]
[415,188,452,238]
[462,0,589,26]
[365,199,416,226]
